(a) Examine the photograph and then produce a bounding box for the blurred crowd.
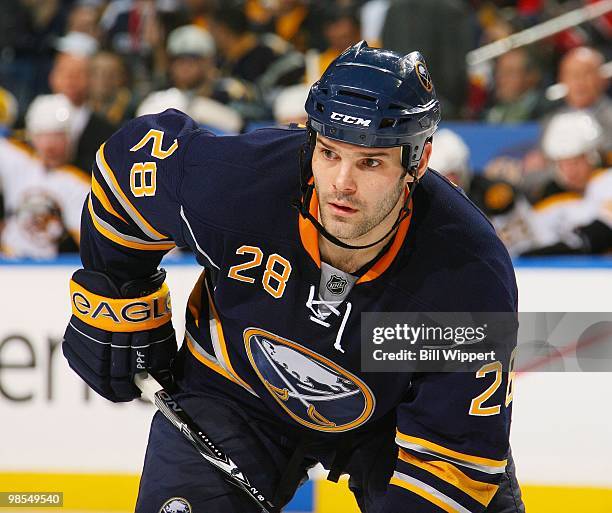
[0,0,610,259]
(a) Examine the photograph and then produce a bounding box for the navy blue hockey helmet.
[305,40,441,171]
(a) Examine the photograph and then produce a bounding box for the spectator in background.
[0,87,18,135]
[99,0,173,96]
[165,24,217,95]
[304,5,361,83]
[429,128,536,255]
[209,2,305,119]
[273,83,309,125]
[179,0,217,29]
[246,0,325,53]
[0,0,69,115]
[360,0,390,47]
[49,47,117,173]
[524,111,612,255]
[0,94,89,259]
[138,25,242,133]
[89,51,136,126]
[381,0,472,118]
[548,47,612,161]
[66,0,103,40]
[0,86,18,223]
[484,48,552,123]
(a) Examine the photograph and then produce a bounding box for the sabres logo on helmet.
[415,61,433,92]
[244,328,375,432]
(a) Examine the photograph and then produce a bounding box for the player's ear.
[415,141,433,180]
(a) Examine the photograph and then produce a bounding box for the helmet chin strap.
[293,128,421,250]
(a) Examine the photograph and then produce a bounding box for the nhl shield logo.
[326,274,348,295]
[159,497,191,513]
[244,328,375,432]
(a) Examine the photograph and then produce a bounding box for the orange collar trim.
[298,187,413,284]
[298,186,321,267]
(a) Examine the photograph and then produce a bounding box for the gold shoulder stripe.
[57,164,90,185]
[92,176,128,224]
[186,335,242,386]
[389,473,468,513]
[399,449,498,506]
[533,192,581,212]
[7,138,37,159]
[96,144,169,240]
[87,196,175,251]
[588,168,611,184]
[396,431,507,470]
[204,278,255,393]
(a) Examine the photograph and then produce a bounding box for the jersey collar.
[298,187,413,284]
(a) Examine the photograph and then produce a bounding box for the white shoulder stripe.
[180,205,220,269]
[395,437,506,475]
[392,471,473,513]
[186,329,258,397]
[90,198,176,248]
[95,149,166,241]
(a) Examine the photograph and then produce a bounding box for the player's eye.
[362,158,381,168]
[321,149,338,160]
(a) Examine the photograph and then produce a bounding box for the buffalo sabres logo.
[326,274,348,295]
[159,497,191,513]
[415,61,433,92]
[244,328,375,432]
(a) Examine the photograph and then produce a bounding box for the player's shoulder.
[0,137,37,161]
[417,169,504,247]
[53,164,90,185]
[179,125,306,237]
[105,109,202,155]
[396,170,517,311]
[183,123,305,169]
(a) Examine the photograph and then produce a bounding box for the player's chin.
[324,219,366,242]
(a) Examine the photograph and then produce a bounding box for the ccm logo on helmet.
[331,112,371,127]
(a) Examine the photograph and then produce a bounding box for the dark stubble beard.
[317,177,406,241]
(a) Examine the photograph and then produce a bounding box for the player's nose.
[333,161,357,194]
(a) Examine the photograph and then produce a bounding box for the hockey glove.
[63,268,176,402]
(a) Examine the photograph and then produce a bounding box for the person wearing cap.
[0,94,89,258]
[522,111,612,254]
[208,2,305,119]
[138,25,243,133]
[165,24,217,95]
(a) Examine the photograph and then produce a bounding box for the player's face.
[32,132,72,169]
[312,135,409,241]
[556,155,593,192]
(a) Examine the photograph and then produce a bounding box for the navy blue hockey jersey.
[80,109,518,513]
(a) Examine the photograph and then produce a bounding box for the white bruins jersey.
[529,168,612,248]
[0,138,89,258]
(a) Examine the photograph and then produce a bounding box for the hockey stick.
[134,372,278,513]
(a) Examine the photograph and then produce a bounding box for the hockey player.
[523,111,612,255]
[0,94,89,258]
[63,42,524,512]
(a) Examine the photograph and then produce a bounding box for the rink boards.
[1,257,611,512]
